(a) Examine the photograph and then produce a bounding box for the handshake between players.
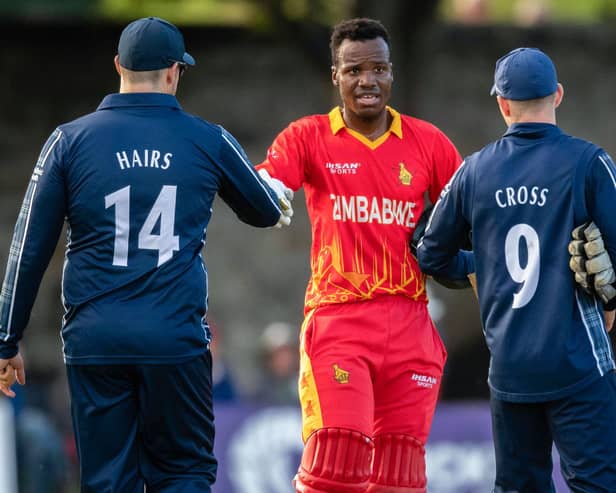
[258,169,294,228]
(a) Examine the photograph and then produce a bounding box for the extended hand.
[0,353,26,398]
[258,169,294,227]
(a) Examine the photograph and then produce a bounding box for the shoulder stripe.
[220,131,282,213]
[39,130,63,169]
[598,154,616,189]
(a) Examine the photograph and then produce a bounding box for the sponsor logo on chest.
[323,161,414,182]
[325,162,361,175]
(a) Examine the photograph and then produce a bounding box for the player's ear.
[166,65,176,85]
[496,96,511,118]
[331,65,339,86]
[114,55,122,76]
[554,83,564,109]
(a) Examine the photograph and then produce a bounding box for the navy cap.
[490,47,557,100]
[118,17,195,71]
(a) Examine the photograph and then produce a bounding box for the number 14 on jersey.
[105,185,179,267]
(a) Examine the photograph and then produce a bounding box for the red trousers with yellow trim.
[299,295,446,444]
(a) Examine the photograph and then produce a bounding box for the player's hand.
[569,221,616,305]
[0,353,26,398]
[604,310,615,333]
[0,365,16,394]
[467,273,478,299]
[258,169,294,227]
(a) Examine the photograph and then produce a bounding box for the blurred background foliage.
[1,0,616,26]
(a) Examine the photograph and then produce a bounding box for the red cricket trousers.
[299,295,447,443]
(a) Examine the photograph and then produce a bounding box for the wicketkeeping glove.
[569,221,616,307]
[258,169,294,227]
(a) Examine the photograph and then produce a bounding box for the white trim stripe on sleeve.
[0,129,63,340]
[575,290,603,375]
[598,154,616,189]
[220,132,282,214]
[39,130,63,169]
[575,289,615,375]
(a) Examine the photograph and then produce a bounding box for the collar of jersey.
[97,93,182,111]
[329,106,402,149]
[504,122,562,139]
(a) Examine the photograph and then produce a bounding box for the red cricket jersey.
[258,107,461,313]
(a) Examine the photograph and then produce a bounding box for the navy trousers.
[67,352,216,493]
[491,371,616,493]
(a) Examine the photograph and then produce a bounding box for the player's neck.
[507,109,557,126]
[342,109,392,141]
[119,80,175,95]
[508,116,557,126]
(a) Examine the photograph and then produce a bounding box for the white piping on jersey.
[417,159,467,250]
[39,130,63,169]
[598,154,616,189]
[590,293,615,368]
[220,131,282,214]
[201,257,209,343]
[3,184,37,341]
[60,233,70,359]
[575,289,606,376]
[2,129,63,341]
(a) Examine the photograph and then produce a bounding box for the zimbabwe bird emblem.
[399,163,412,185]
[333,364,350,384]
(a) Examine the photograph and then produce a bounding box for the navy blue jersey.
[418,123,616,402]
[0,93,282,364]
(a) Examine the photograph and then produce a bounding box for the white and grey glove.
[258,169,294,227]
[569,221,616,306]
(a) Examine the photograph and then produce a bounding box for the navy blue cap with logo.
[490,47,558,101]
[118,16,196,71]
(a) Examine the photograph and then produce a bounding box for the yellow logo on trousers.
[333,364,350,384]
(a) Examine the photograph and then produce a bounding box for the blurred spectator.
[452,0,490,24]
[255,322,299,405]
[514,0,552,26]
[209,321,240,403]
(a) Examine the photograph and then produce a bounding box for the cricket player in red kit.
[257,18,461,493]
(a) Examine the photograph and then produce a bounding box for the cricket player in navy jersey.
[418,47,616,492]
[0,17,293,493]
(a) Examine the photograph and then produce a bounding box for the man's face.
[332,37,393,122]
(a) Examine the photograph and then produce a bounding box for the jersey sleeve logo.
[398,162,413,186]
[267,148,280,161]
